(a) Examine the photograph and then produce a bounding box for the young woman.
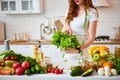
[62,0,99,54]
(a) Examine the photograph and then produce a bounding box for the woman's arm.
[62,22,72,34]
[80,21,98,50]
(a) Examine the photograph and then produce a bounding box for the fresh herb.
[112,57,120,74]
[52,31,80,50]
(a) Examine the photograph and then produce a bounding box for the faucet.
[40,23,45,40]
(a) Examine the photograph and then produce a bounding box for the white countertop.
[0,70,119,80]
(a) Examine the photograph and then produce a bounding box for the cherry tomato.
[11,56,15,61]
[54,69,60,74]
[0,63,2,66]
[59,69,63,74]
[48,67,53,73]
[5,56,11,60]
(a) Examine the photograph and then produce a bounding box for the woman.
[61,0,98,67]
[62,0,98,54]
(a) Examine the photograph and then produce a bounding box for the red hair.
[65,0,98,25]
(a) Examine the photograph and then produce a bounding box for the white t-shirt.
[69,8,98,41]
[63,8,98,67]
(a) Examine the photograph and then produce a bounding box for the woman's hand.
[62,23,72,34]
[64,48,79,54]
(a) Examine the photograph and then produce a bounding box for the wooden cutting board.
[54,19,63,31]
[0,21,5,42]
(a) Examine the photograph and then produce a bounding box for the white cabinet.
[0,0,19,14]
[41,45,56,59]
[10,45,34,57]
[0,0,43,14]
[10,45,56,59]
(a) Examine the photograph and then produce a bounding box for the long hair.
[65,0,98,25]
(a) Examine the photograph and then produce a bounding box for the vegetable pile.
[0,50,46,75]
[52,31,80,50]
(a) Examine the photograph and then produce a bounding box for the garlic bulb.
[111,69,117,76]
[98,68,105,76]
[105,71,112,77]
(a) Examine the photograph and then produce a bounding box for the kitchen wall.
[0,0,120,40]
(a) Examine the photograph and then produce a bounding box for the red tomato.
[51,68,56,73]
[21,61,30,69]
[13,62,21,69]
[5,56,11,60]
[54,69,60,74]
[15,67,24,75]
[0,63,2,66]
[48,67,53,73]
[59,69,63,74]
[11,56,15,61]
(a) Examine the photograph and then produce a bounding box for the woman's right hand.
[62,23,72,34]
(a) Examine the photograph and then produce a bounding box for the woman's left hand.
[64,48,79,54]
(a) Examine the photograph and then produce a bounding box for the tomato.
[54,69,60,74]
[11,56,15,61]
[0,63,2,66]
[59,69,63,74]
[5,56,11,60]
[51,68,56,73]
[48,67,53,73]
[15,67,24,75]
[21,61,30,69]
[13,62,21,69]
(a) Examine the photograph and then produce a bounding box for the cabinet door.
[0,0,43,14]
[0,0,18,14]
[19,0,43,13]
[41,45,56,59]
[10,45,34,57]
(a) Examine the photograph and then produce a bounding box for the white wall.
[0,0,120,40]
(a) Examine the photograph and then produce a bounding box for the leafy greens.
[52,31,81,50]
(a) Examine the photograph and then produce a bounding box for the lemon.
[100,50,108,57]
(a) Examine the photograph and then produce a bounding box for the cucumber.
[81,68,93,77]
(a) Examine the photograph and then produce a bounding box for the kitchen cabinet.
[9,45,56,59]
[0,0,43,14]
[10,45,34,57]
[0,0,19,14]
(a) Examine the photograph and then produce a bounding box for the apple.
[93,53,100,61]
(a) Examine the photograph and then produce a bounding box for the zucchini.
[81,68,93,77]
[70,66,83,76]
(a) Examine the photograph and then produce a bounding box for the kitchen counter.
[0,70,119,80]
[0,40,120,45]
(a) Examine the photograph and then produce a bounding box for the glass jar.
[115,47,120,58]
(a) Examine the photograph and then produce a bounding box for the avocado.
[81,68,94,77]
[70,66,83,76]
